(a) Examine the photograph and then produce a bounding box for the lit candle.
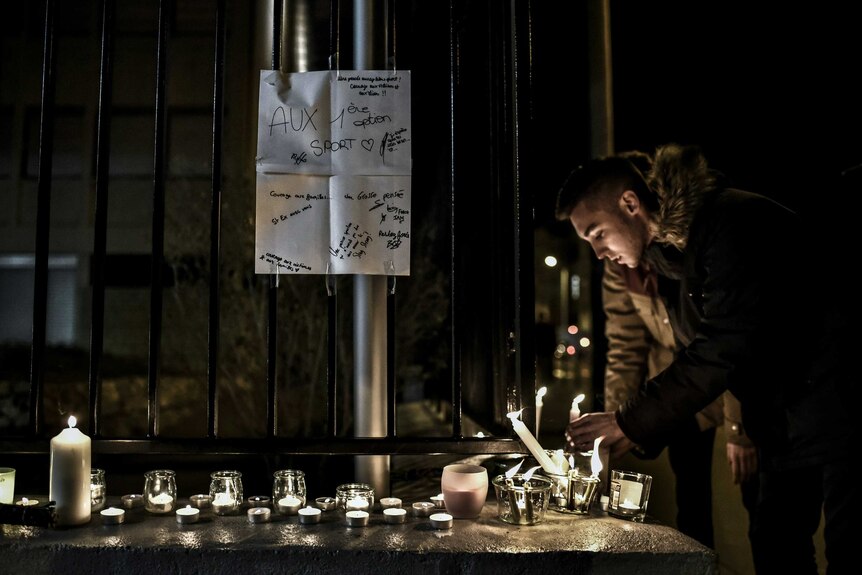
[49,415,92,526]
[345,510,369,527]
[314,496,337,511]
[189,494,212,511]
[429,512,453,530]
[247,495,272,508]
[176,505,200,524]
[247,507,272,523]
[569,393,586,421]
[15,497,39,506]
[277,495,302,515]
[298,506,322,524]
[121,494,144,510]
[100,507,125,525]
[430,493,446,509]
[0,467,14,504]
[148,493,175,513]
[535,386,547,436]
[506,410,561,475]
[383,507,407,524]
[379,497,402,510]
[212,492,236,515]
[345,496,369,511]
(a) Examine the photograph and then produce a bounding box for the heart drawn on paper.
[361,139,374,151]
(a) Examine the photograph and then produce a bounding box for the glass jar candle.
[144,469,177,514]
[210,470,243,515]
[272,469,307,506]
[335,483,374,512]
[90,468,107,512]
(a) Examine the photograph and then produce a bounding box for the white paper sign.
[255,70,411,275]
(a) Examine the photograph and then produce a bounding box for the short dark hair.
[555,154,655,221]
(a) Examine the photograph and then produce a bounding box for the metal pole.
[353,0,390,498]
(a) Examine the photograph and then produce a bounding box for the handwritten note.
[255,70,412,275]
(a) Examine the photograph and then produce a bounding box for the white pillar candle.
[49,416,92,526]
[506,412,560,475]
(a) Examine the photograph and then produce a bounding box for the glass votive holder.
[336,483,374,512]
[90,468,106,512]
[541,469,569,512]
[607,469,652,522]
[210,470,243,515]
[492,473,553,526]
[0,467,15,504]
[143,470,177,514]
[272,469,306,506]
[566,472,601,514]
[441,464,488,519]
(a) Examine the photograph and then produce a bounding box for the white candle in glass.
[212,492,236,514]
[49,416,92,526]
[506,411,560,475]
[345,496,369,511]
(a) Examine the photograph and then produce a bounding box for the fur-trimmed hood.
[646,144,720,250]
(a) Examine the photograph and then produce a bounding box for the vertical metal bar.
[147,0,172,438]
[267,0,283,439]
[207,0,226,439]
[326,0,340,436]
[328,0,339,70]
[29,0,56,436]
[327,273,337,435]
[386,277,396,436]
[448,0,463,438]
[89,0,115,438]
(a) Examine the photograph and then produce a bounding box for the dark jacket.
[616,145,851,470]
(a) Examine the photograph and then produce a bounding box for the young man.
[557,144,851,574]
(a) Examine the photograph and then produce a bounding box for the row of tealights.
[98,482,454,530]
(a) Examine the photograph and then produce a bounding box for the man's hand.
[726,442,757,484]
[565,412,635,458]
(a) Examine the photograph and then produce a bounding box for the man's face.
[568,191,648,268]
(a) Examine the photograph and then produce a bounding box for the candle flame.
[475,431,485,438]
[536,386,547,400]
[571,393,585,407]
[505,459,524,479]
[568,454,575,469]
[21,497,28,504]
[590,436,604,477]
[68,415,77,428]
[522,465,542,482]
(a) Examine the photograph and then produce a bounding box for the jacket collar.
[646,144,720,250]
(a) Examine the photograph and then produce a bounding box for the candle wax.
[49,419,92,526]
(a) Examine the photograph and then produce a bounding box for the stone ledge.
[1,500,717,575]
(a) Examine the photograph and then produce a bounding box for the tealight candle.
[277,495,302,515]
[176,505,200,524]
[148,492,175,513]
[298,506,322,524]
[100,507,125,525]
[430,493,446,509]
[430,512,454,530]
[379,497,402,510]
[121,494,144,510]
[412,502,435,517]
[247,495,271,509]
[189,494,212,511]
[345,496,370,511]
[15,497,39,507]
[212,492,237,515]
[247,507,272,523]
[383,507,407,524]
[345,510,369,527]
[315,496,337,511]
